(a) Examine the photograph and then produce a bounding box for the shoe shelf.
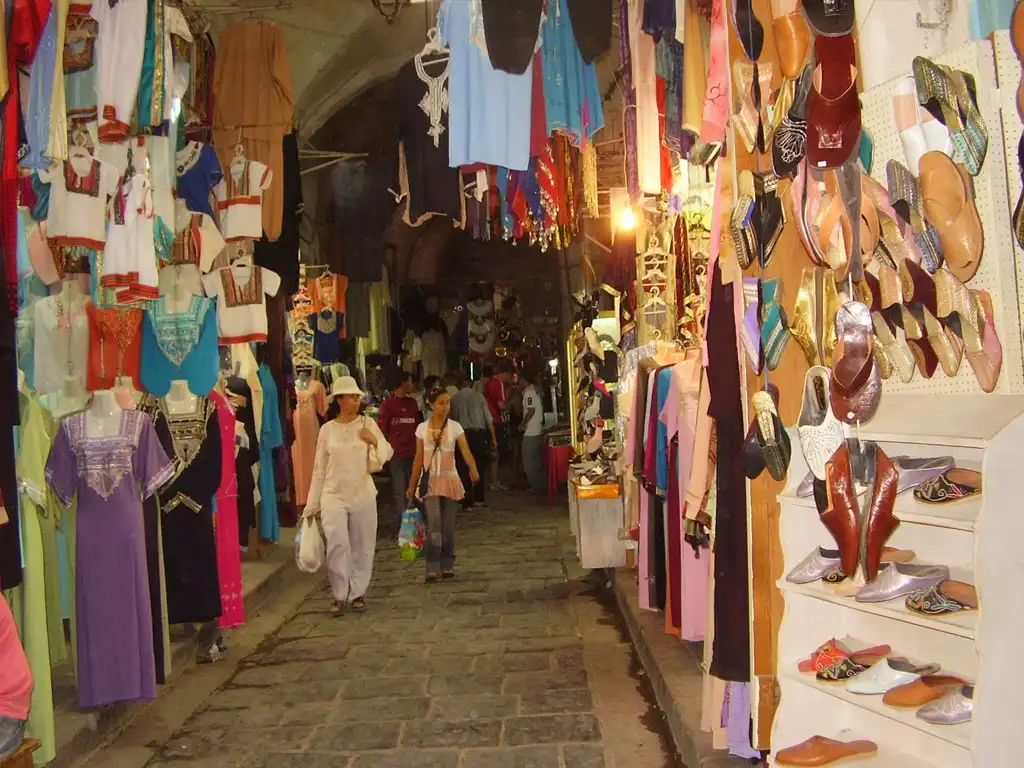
[779,669,972,749]
[774,389,1024,764]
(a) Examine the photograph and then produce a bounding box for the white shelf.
[779,581,977,640]
[780,670,972,750]
[777,490,980,533]
[857,395,1024,447]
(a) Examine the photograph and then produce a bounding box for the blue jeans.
[521,435,546,493]
[0,716,25,759]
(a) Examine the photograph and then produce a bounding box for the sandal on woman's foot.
[441,571,456,580]
[425,573,439,584]
[329,600,345,617]
[350,597,367,612]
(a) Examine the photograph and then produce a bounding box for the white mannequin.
[85,389,123,438]
[167,269,189,309]
[58,276,86,301]
[296,370,310,391]
[165,379,199,415]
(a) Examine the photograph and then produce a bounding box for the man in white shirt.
[519,371,546,494]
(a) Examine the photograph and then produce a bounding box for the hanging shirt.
[202,263,282,344]
[170,203,226,272]
[439,0,533,171]
[175,140,223,217]
[214,159,273,242]
[86,304,144,391]
[38,153,117,249]
[541,0,605,145]
[101,170,160,302]
[34,293,89,394]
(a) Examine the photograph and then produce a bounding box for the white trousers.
[320,495,378,603]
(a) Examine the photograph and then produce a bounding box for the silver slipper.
[786,546,842,584]
[855,563,950,603]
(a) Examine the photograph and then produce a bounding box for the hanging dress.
[140,295,219,397]
[150,397,223,625]
[44,409,174,708]
[86,304,144,391]
[257,364,283,542]
[210,390,245,628]
[291,379,326,507]
[541,0,605,146]
[175,141,223,218]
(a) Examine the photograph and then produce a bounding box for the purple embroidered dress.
[45,410,174,709]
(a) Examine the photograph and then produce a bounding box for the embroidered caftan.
[140,296,218,397]
[44,409,174,709]
[210,391,244,628]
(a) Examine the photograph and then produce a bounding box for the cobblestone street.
[76,496,682,768]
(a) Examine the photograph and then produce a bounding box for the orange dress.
[211,22,293,241]
[291,379,327,506]
[86,304,144,391]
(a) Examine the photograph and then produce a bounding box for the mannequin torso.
[85,389,124,437]
[165,379,199,416]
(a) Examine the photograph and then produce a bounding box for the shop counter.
[567,470,627,570]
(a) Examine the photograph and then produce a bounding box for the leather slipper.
[733,0,764,61]
[801,0,855,36]
[807,34,860,169]
[918,150,983,282]
[883,675,967,708]
[830,301,880,423]
[566,0,612,64]
[776,736,877,766]
[772,11,810,78]
[773,65,813,178]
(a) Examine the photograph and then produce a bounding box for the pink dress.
[292,380,326,506]
[211,391,245,628]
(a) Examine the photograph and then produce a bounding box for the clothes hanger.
[417,24,449,64]
[230,127,247,177]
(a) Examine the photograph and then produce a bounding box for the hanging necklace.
[414,54,450,149]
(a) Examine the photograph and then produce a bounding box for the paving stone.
[503,669,589,694]
[330,697,431,722]
[552,647,586,671]
[267,637,351,661]
[428,641,506,657]
[309,721,401,751]
[445,592,495,606]
[148,758,250,768]
[562,744,610,768]
[348,644,427,661]
[351,750,459,768]
[342,675,428,699]
[277,704,334,727]
[231,662,310,687]
[460,746,562,768]
[185,707,283,731]
[429,694,519,720]
[427,673,504,696]
[401,718,502,748]
[300,656,391,680]
[249,755,351,768]
[217,727,310,753]
[506,636,582,652]
[264,680,343,704]
[434,614,501,630]
[519,688,594,715]
[474,652,552,673]
[503,714,602,746]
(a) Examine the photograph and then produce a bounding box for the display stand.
[771,394,1024,767]
[567,470,627,570]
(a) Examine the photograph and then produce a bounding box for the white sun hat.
[330,376,364,399]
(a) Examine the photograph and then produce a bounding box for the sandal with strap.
[790,266,840,368]
[761,279,792,371]
[829,301,880,423]
[731,170,757,269]
[329,600,345,617]
[793,158,827,265]
[812,170,853,281]
[350,597,367,612]
[886,159,943,273]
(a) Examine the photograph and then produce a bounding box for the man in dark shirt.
[378,372,422,520]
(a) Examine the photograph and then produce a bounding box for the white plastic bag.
[296,517,325,573]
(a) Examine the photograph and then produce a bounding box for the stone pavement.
[75,494,686,768]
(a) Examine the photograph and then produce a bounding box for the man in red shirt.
[483,364,513,491]
[378,372,422,521]
[0,597,32,758]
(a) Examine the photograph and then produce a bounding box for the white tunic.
[303,418,394,513]
[202,263,282,344]
[39,153,117,249]
[214,159,273,242]
[33,294,89,394]
[102,171,159,302]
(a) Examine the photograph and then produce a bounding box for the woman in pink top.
[407,387,479,583]
[0,597,32,758]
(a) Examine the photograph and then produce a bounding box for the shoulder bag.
[364,416,385,474]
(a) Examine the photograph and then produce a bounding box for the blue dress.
[257,364,284,542]
[312,310,341,364]
[440,0,534,170]
[140,296,219,396]
[175,142,223,217]
[22,5,58,170]
[541,0,605,146]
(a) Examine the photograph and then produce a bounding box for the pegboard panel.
[858,38,1024,396]
[993,31,1024,387]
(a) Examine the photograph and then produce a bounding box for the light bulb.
[616,206,637,231]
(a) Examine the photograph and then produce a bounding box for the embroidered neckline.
[95,306,142,380]
[151,295,211,366]
[64,156,100,197]
[170,214,204,266]
[159,397,212,471]
[219,266,263,308]
[414,54,450,149]
[58,410,144,500]
[175,142,203,176]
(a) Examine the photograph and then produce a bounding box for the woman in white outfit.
[304,376,393,616]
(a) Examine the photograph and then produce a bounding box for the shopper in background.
[408,386,480,582]
[520,371,546,494]
[450,373,496,512]
[484,363,513,490]
[304,377,394,616]
[508,372,526,487]
[443,372,459,398]
[422,375,440,420]
[0,597,32,758]
[378,371,422,521]
[474,366,491,394]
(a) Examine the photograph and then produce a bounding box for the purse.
[364,416,385,474]
[417,417,448,498]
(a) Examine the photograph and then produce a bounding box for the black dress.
[227,376,259,547]
[154,398,223,624]
[395,57,464,226]
[139,406,174,682]
[706,264,751,683]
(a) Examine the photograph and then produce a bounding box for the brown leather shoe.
[776,736,878,766]
[861,443,900,582]
[883,675,967,708]
[807,34,861,169]
[773,12,810,79]
[818,442,860,577]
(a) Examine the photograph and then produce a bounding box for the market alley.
[75,497,684,768]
